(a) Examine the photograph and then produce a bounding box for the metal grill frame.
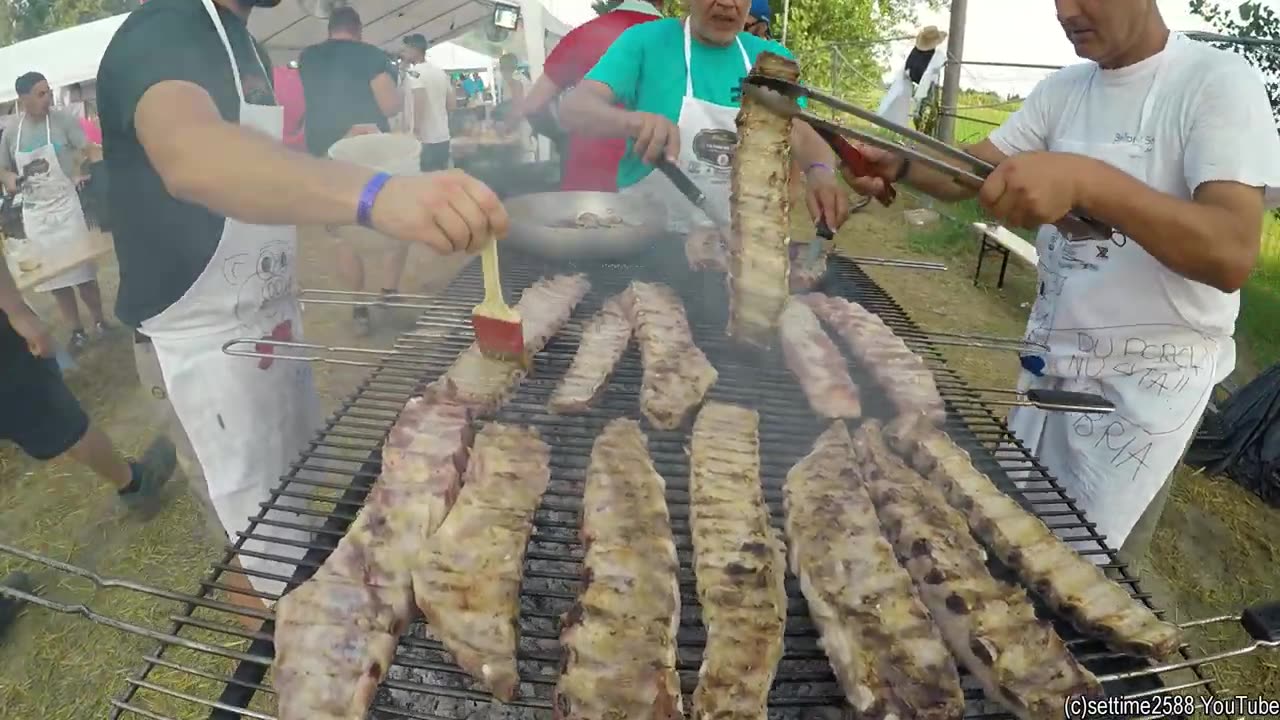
[106,251,1222,720]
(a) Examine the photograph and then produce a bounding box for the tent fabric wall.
[0,13,129,105]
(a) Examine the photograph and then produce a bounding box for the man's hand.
[838,144,902,200]
[805,165,851,230]
[8,307,53,358]
[370,169,508,255]
[978,152,1086,229]
[1,173,18,195]
[628,112,680,166]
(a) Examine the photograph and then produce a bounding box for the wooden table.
[5,234,115,291]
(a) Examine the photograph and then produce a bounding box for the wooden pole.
[936,0,967,144]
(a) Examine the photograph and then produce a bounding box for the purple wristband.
[357,172,392,228]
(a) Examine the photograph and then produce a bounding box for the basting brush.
[472,238,525,363]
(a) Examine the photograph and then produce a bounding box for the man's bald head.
[1056,0,1166,68]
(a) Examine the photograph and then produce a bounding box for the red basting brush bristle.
[472,238,526,363]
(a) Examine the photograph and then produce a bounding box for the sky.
[541,0,1276,97]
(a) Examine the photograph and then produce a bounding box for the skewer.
[1097,602,1280,683]
[298,288,441,310]
[842,255,947,271]
[221,338,427,368]
[956,386,1116,413]
[894,329,1047,353]
[739,76,1114,242]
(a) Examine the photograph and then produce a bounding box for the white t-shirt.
[409,60,452,144]
[988,33,1280,344]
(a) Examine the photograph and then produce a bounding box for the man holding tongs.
[755,1,1280,562]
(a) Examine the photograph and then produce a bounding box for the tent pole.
[781,0,790,45]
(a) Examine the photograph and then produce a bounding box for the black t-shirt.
[299,39,394,157]
[904,47,937,85]
[97,0,274,328]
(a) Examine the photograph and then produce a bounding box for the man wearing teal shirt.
[561,0,848,233]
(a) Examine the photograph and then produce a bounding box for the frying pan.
[504,191,669,260]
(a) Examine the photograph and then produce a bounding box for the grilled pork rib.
[549,295,633,414]
[274,393,473,720]
[689,402,788,719]
[429,274,591,414]
[784,422,964,720]
[554,419,682,720]
[886,413,1184,659]
[412,423,551,702]
[851,421,1102,720]
[800,294,946,425]
[688,228,826,291]
[621,282,718,429]
[728,51,798,349]
[778,298,861,419]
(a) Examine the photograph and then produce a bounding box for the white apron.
[139,0,319,599]
[14,114,95,292]
[1006,38,1223,551]
[620,20,751,233]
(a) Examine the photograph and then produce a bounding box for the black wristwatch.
[894,156,912,183]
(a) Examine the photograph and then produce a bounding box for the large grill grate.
[107,246,1220,720]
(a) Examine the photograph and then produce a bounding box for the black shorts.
[0,341,90,461]
[420,141,451,172]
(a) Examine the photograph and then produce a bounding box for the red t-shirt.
[543,8,661,192]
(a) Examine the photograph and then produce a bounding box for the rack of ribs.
[799,293,946,425]
[273,392,474,720]
[554,419,682,720]
[784,422,964,720]
[886,413,1184,659]
[428,274,591,414]
[621,281,718,430]
[727,51,799,349]
[688,402,788,719]
[548,294,634,414]
[851,421,1102,720]
[412,423,551,702]
[778,298,861,419]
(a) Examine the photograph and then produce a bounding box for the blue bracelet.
[805,162,833,176]
[357,172,392,228]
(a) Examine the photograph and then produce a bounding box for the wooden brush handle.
[481,237,502,304]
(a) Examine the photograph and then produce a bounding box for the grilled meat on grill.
[727,52,799,349]
[274,393,473,720]
[800,293,946,425]
[413,423,551,702]
[554,419,682,720]
[784,422,964,720]
[778,298,861,419]
[886,413,1184,659]
[429,274,591,414]
[687,226,729,271]
[621,281,718,430]
[788,252,826,293]
[688,402,788,719]
[549,295,633,414]
[850,421,1102,720]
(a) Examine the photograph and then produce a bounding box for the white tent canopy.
[425,41,495,70]
[251,0,571,65]
[0,13,128,105]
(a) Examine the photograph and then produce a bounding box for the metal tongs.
[738,75,1115,243]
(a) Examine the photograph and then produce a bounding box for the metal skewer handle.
[954,386,1116,413]
[221,337,424,368]
[299,288,441,310]
[843,255,948,271]
[895,330,1047,353]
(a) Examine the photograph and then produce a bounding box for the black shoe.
[0,572,35,641]
[118,436,177,515]
[68,329,89,356]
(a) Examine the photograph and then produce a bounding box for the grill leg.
[974,235,990,286]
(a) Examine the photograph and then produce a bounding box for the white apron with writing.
[1007,37,1223,551]
[140,0,319,599]
[620,20,751,233]
[14,115,95,292]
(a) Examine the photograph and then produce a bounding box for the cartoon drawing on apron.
[620,19,751,232]
[139,0,320,599]
[13,114,95,292]
[1006,36,1225,553]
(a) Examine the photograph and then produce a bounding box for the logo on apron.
[691,128,737,172]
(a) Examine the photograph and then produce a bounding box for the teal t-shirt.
[583,18,799,189]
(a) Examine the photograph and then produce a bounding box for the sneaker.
[0,571,35,641]
[68,329,89,355]
[118,436,178,515]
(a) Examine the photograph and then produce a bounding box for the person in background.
[399,34,456,171]
[274,60,307,151]
[0,72,111,354]
[497,54,525,108]
[502,0,664,192]
[0,258,176,513]
[299,6,405,335]
[561,0,849,233]
[96,0,505,618]
[743,0,771,38]
[845,0,1280,563]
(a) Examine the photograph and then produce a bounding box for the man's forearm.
[899,144,983,201]
[791,121,838,174]
[560,85,636,138]
[0,260,27,315]
[157,120,376,227]
[1075,158,1258,292]
[515,75,561,120]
